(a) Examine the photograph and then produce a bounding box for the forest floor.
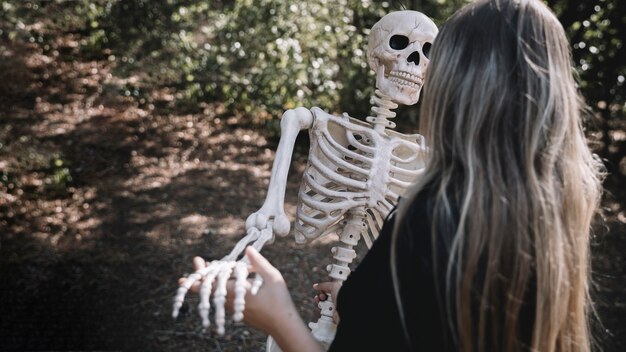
[1,25,625,352]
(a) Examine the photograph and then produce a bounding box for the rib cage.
[294,107,427,245]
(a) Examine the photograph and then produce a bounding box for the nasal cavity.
[407,51,420,65]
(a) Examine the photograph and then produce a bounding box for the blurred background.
[0,0,624,351]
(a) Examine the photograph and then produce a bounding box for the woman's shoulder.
[398,182,438,231]
[395,181,457,266]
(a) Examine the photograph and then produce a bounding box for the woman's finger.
[193,256,206,271]
[314,292,328,305]
[313,282,336,294]
[245,246,280,280]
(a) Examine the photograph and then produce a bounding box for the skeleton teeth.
[388,71,422,86]
[388,72,421,89]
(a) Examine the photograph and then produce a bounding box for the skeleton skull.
[367,11,438,105]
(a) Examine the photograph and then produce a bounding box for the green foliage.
[0,0,460,119]
[546,0,625,181]
[550,0,625,116]
[192,0,384,117]
[1,0,623,126]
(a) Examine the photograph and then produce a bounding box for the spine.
[366,89,398,133]
[309,207,367,346]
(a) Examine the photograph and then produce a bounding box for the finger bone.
[213,261,236,335]
[250,273,264,295]
[172,271,202,319]
[198,261,223,327]
[232,262,249,321]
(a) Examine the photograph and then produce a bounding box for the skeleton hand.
[173,247,298,338]
[172,217,282,334]
[172,257,251,334]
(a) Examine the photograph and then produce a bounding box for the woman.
[182,0,603,350]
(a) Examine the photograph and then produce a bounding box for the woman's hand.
[234,246,299,335]
[313,281,342,304]
[178,247,324,352]
[179,247,293,335]
[313,281,342,323]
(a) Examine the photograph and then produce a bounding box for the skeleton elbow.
[273,215,291,236]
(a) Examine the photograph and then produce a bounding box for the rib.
[303,173,367,200]
[296,207,340,229]
[320,130,373,165]
[389,177,413,190]
[300,193,351,215]
[390,164,422,177]
[317,135,369,177]
[308,155,367,190]
[346,130,376,155]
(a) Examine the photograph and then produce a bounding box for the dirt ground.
[1,28,625,352]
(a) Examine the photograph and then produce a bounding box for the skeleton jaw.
[388,70,423,90]
[377,67,423,105]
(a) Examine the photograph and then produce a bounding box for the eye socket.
[422,42,432,58]
[389,35,409,50]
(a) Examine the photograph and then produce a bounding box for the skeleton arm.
[245,107,313,240]
[222,107,314,262]
[173,107,313,334]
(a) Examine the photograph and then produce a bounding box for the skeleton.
[173,10,438,348]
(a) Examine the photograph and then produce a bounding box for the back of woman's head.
[394,0,604,351]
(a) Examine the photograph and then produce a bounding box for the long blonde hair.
[391,0,603,351]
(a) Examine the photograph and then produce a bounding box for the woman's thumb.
[313,282,336,294]
[245,246,280,279]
